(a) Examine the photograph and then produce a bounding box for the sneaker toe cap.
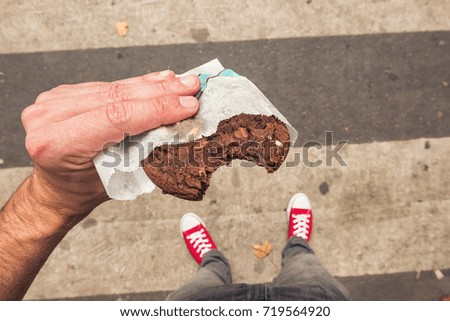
[290,193,312,211]
[180,213,204,233]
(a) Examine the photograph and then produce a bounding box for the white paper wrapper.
[94,59,298,200]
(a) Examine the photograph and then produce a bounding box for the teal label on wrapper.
[196,69,240,99]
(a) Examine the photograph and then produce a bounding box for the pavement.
[0,0,449,300]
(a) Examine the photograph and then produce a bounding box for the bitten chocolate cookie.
[142,113,290,201]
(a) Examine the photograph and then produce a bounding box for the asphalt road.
[1,32,449,168]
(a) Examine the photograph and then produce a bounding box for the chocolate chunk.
[233,127,249,139]
[142,114,290,201]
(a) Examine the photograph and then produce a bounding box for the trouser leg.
[271,237,350,300]
[166,250,232,300]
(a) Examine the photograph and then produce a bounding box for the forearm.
[0,176,76,300]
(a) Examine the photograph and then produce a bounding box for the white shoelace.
[186,228,213,258]
[292,213,311,239]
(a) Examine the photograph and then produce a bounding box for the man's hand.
[22,70,200,224]
[0,70,200,299]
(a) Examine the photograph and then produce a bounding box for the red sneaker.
[286,193,313,241]
[180,213,217,264]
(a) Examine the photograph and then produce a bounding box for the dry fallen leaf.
[115,21,128,36]
[415,270,421,280]
[252,241,273,259]
[434,269,445,280]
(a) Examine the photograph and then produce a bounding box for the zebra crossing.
[0,0,449,300]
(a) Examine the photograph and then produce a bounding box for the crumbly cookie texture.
[142,113,291,201]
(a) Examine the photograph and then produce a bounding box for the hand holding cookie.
[21,70,200,223]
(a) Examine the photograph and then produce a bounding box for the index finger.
[36,70,176,103]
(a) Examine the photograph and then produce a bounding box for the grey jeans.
[166,237,350,301]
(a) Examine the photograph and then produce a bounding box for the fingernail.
[179,96,198,109]
[179,75,197,87]
[157,70,172,78]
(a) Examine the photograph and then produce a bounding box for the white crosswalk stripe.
[2,138,449,299]
[1,0,450,54]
